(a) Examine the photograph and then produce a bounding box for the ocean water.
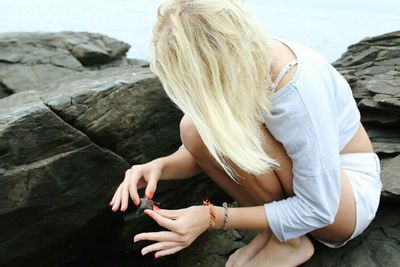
[0,0,399,62]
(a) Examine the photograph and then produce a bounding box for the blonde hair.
[150,0,280,183]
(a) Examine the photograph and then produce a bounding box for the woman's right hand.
[109,159,164,212]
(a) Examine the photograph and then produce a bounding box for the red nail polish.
[146,191,154,199]
[155,254,160,259]
[153,205,160,211]
[133,198,139,206]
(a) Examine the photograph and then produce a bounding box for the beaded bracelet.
[203,199,216,230]
[222,202,229,230]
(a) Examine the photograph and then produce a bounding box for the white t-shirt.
[263,36,360,241]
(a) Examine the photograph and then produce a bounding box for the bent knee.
[179,115,206,155]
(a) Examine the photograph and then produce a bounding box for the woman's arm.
[213,205,271,231]
[154,146,203,180]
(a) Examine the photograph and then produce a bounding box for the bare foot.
[225,230,271,267]
[247,234,314,267]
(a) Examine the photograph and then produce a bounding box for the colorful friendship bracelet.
[203,199,216,230]
[203,199,229,230]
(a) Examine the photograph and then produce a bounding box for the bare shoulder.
[268,38,298,93]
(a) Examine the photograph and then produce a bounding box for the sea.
[0,0,399,62]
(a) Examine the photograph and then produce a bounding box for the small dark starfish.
[136,197,160,215]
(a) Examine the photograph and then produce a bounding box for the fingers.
[134,231,180,243]
[120,170,130,211]
[109,183,120,207]
[155,246,185,258]
[140,241,179,256]
[128,167,142,207]
[143,209,176,231]
[145,174,158,199]
[155,208,183,220]
[111,184,122,212]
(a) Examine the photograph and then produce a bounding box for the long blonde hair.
[150,0,280,183]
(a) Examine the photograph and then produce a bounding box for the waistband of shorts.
[339,152,381,175]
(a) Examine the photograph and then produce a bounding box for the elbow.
[320,212,335,226]
[316,203,338,226]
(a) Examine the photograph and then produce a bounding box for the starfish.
[136,197,161,215]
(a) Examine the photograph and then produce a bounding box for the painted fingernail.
[155,254,160,259]
[146,191,154,199]
[133,198,139,206]
[153,205,160,211]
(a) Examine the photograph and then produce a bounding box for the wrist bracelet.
[203,199,216,230]
[222,202,229,230]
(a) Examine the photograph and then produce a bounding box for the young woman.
[109,0,383,266]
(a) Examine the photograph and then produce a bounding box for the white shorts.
[315,152,383,248]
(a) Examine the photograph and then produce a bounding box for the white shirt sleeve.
[263,83,343,242]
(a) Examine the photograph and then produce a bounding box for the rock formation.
[333,30,400,200]
[0,32,227,266]
[0,30,399,266]
[0,31,131,98]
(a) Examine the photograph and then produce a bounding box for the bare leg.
[225,230,270,267]
[247,235,314,267]
[179,115,356,266]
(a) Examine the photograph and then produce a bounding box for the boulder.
[0,63,227,266]
[0,31,131,98]
[0,90,129,266]
[333,31,400,157]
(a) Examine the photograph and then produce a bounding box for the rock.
[0,90,130,266]
[366,127,400,155]
[2,29,400,267]
[380,155,400,199]
[0,31,131,98]
[305,201,400,267]
[0,64,228,266]
[333,31,400,157]
[39,65,183,163]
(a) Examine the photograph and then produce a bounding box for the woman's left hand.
[133,205,210,258]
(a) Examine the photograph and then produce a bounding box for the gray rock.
[366,127,400,155]
[306,202,400,267]
[39,65,183,163]
[0,31,130,97]
[381,155,400,198]
[0,64,228,266]
[0,90,130,266]
[333,30,400,130]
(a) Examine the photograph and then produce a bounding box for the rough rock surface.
[333,31,400,158]
[1,30,400,267]
[0,31,131,98]
[0,61,227,266]
[0,90,130,266]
